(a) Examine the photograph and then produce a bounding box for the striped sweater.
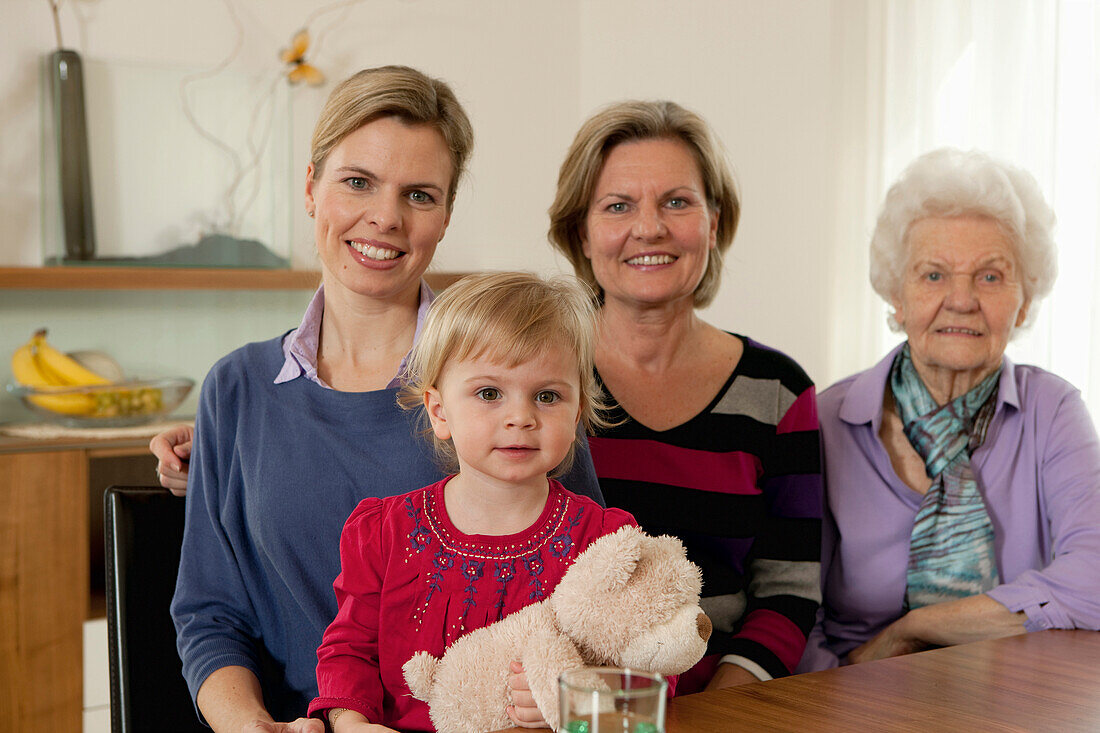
[589,336,823,685]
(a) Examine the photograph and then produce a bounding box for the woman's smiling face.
[581,138,718,310]
[894,215,1029,396]
[306,115,453,304]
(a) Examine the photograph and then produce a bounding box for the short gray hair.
[870,148,1057,330]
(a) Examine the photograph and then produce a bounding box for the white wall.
[575,1,843,383]
[0,0,869,423]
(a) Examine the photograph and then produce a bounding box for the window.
[862,0,1100,420]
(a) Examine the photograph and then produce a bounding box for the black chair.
[104,486,205,733]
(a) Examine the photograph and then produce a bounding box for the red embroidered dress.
[310,476,635,729]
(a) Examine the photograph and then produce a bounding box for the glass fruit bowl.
[7,377,195,428]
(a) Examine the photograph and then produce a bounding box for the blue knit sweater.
[171,334,604,720]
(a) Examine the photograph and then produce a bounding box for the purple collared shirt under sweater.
[798,342,1100,672]
[275,280,434,388]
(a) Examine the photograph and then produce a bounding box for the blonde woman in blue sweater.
[159,67,602,733]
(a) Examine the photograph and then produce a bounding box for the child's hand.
[505,661,550,728]
[329,708,399,733]
[240,718,324,732]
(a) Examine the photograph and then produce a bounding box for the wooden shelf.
[0,267,468,291]
[0,266,321,290]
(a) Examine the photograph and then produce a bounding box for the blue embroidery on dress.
[427,547,456,602]
[493,560,516,618]
[524,551,546,600]
[406,496,433,553]
[549,507,583,559]
[461,558,485,620]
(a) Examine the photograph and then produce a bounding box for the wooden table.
[497,630,1100,732]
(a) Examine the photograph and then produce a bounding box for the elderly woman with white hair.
[799,148,1100,671]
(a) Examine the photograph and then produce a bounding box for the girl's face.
[305,116,453,305]
[581,138,718,310]
[425,345,582,491]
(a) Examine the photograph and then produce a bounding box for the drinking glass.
[558,667,666,733]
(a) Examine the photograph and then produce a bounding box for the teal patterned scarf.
[890,344,1001,610]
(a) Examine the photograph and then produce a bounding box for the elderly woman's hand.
[845,614,927,664]
[846,595,1027,665]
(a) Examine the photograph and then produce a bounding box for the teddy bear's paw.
[403,650,440,701]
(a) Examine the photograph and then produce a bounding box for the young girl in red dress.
[309,272,636,732]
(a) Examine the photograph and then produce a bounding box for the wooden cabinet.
[0,435,157,733]
[0,268,472,732]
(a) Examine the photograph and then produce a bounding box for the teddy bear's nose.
[696,612,712,642]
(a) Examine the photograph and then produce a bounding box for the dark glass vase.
[48,49,96,261]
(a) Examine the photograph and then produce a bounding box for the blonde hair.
[310,65,474,208]
[399,272,612,475]
[548,100,740,308]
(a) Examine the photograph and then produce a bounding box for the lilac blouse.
[275,281,434,389]
[799,343,1100,671]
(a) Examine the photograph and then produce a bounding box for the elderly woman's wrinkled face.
[581,138,718,310]
[893,215,1028,392]
[305,116,453,304]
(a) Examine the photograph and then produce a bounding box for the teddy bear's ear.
[570,525,645,593]
[648,533,703,597]
[650,533,689,560]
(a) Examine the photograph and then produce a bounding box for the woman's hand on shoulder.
[149,423,194,496]
[506,661,550,728]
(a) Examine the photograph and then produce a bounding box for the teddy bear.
[402,524,711,732]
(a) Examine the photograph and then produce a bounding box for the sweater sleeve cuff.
[182,652,264,726]
[986,586,1069,631]
[186,652,262,702]
[718,655,773,682]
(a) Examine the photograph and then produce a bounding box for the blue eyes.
[340,178,436,205]
[923,272,1002,283]
[606,198,691,213]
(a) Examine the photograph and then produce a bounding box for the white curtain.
[842,0,1100,421]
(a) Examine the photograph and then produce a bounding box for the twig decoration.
[46,0,64,48]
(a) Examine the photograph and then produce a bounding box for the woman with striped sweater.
[544,100,823,694]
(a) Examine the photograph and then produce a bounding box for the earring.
[307,210,315,218]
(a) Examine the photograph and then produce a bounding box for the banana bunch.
[10,329,163,417]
